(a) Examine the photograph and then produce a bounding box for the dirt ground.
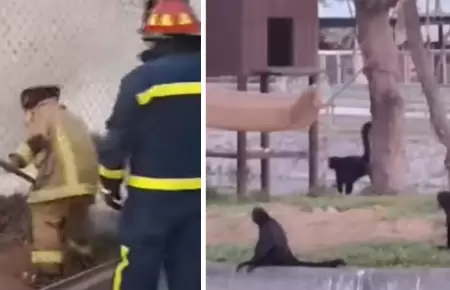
[207,203,443,251]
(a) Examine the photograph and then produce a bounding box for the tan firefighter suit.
[9,89,99,277]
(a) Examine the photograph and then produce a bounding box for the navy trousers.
[113,189,201,290]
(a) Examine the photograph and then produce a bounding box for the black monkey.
[328,121,372,194]
[437,191,450,249]
[236,207,347,272]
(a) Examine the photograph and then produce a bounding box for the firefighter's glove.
[8,134,49,169]
[100,177,123,210]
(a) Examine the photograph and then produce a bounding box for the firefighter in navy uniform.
[97,1,201,290]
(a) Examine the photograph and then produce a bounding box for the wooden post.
[308,75,319,189]
[236,75,248,199]
[259,72,270,201]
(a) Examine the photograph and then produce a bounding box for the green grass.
[207,192,446,267]
[207,193,440,220]
[207,242,450,268]
[289,195,439,219]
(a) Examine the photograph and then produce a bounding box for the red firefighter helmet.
[142,0,200,38]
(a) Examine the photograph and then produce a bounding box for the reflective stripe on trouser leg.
[113,245,130,290]
[31,250,64,264]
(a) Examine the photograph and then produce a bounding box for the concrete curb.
[206,263,450,290]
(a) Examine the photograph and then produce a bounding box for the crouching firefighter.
[7,86,99,283]
[97,1,201,290]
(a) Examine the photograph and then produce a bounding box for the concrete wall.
[206,263,450,290]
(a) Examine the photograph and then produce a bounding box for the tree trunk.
[402,0,450,188]
[354,1,407,194]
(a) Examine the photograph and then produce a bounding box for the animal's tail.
[361,121,372,162]
[294,258,346,268]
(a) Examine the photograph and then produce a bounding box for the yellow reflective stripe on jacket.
[99,165,124,180]
[127,176,201,191]
[31,250,63,264]
[14,143,34,165]
[113,245,130,290]
[136,82,201,105]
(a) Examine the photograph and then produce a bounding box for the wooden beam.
[206,150,308,159]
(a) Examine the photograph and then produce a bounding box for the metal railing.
[319,49,450,85]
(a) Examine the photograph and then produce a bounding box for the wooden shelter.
[207,0,319,75]
[206,0,322,199]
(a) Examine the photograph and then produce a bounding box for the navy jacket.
[98,52,201,191]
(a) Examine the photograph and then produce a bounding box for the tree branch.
[402,0,450,187]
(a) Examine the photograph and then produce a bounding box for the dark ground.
[0,194,119,289]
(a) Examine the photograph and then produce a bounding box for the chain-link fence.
[0,0,149,142]
[0,0,149,192]
[206,75,336,196]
